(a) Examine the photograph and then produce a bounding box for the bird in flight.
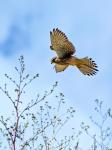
[50,28,98,76]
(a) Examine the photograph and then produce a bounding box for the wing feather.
[54,64,68,73]
[50,28,76,58]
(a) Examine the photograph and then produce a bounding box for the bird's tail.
[70,56,98,76]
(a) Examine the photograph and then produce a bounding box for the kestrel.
[50,28,98,76]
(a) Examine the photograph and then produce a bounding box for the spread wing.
[54,64,69,73]
[50,28,76,58]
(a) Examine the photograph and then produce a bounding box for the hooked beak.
[51,58,54,64]
[51,57,56,64]
[50,46,54,50]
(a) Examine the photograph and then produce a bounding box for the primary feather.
[50,28,75,58]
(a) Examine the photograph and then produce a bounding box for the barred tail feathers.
[71,57,98,76]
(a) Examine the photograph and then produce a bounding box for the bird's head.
[51,57,57,64]
[50,45,54,50]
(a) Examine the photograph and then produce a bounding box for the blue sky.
[0,0,112,149]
